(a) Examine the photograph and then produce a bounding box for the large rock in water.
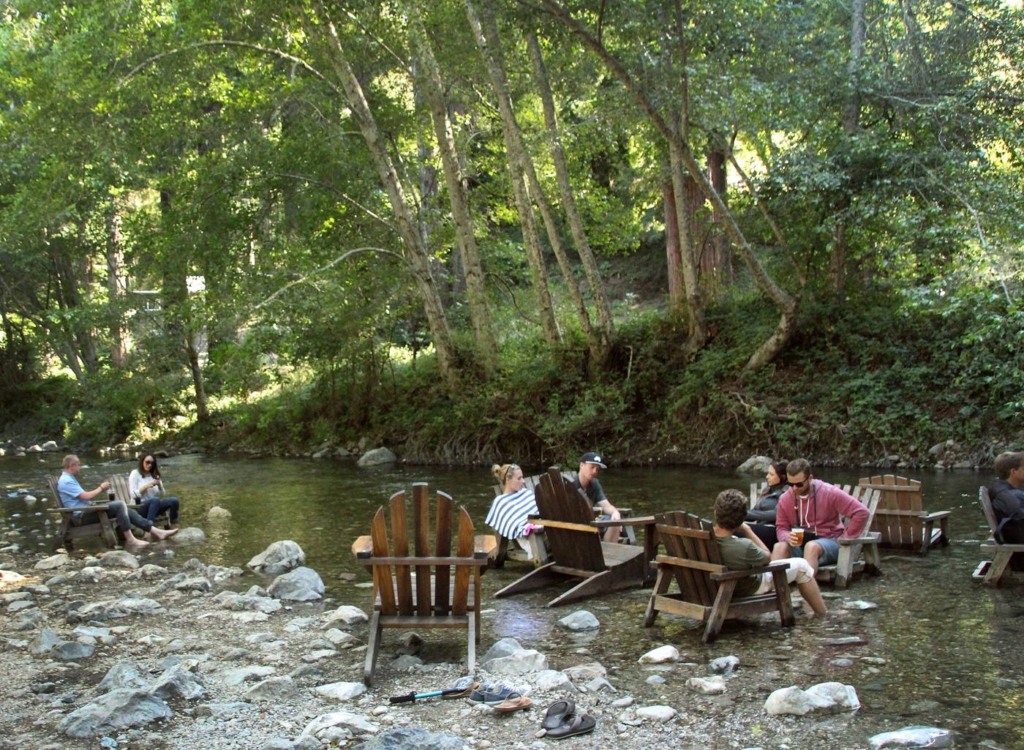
[59,688,172,737]
[268,566,324,601]
[248,540,305,575]
[357,447,397,467]
[737,455,773,473]
[355,727,465,750]
[764,682,860,716]
[869,726,954,749]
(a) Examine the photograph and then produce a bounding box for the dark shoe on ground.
[545,713,596,740]
[541,699,575,729]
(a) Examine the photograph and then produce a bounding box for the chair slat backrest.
[109,474,132,503]
[979,486,999,536]
[534,467,606,573]
[493,471,578,498]
[749,482,767,509]
[368,485,478,619]
[47,476,66,508]
[859,474,923,548]
[656,510,725,607]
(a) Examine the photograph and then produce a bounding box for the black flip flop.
[545,713,596,740]
[541,699,576,730]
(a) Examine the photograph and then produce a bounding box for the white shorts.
[753,557,815,595]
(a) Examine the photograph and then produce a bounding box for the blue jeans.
[140,496,180,524]
[790,536,840,566]
[79,501,152,532]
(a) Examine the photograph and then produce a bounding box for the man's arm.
[832,487,870,538]
[738,523,771,558]
[774,492,795,543]
[77,481,111,502]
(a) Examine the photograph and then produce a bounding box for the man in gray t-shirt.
[574,451,621,543]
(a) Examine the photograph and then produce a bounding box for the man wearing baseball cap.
[575,451,622,543]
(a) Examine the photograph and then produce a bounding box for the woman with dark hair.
[129,455,181,536]
[485,463,540,560]
[745,460,788,548]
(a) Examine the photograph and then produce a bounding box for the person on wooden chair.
[58,455,178,552]
[770,458,868,575]
[745,459,788,548]
[486,463,539,559]
[129,454,181,535]
[574,451,622,543]
[714,489,827,615]
[989,451,1024,571]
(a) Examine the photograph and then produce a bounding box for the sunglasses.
[144,460,154,465]
[789,479,809,491]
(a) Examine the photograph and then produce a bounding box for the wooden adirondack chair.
[973,486,1024,585]
[108,474,170,529]
[45,475,118,551]
[858,475,949,554]
[493,467,647,607]
[643,511,795,644]
[351,483,495,686]
[814,485,882,589]
[489,470,637,568]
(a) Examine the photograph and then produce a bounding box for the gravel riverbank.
[0,536,972,750]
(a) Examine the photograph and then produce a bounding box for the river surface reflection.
[2,454,1022,748]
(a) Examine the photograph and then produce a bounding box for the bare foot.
[150,527,179,541]
[124,536,149,551]
[143,531,152,542]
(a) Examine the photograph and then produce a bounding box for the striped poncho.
[485,488,539,539]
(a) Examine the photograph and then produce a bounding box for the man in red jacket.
[770,458,869,575]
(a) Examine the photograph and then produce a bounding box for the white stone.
[35,554,69,571]
[207,506,232,519]
[557,610,600,631]
[687,676,726,695]
[314,681,367,702]
[869,726,954,749]
[323,605,369,628]
[486,649,548,675]
[638,645,679,664]
[636,705,677,723]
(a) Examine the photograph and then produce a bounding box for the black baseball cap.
[580,452,607,469]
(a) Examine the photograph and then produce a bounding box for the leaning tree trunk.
[316,8,459,390]
[466,0,561,349]
[526,30,615,361]
[106,205,128,367]
[663,179,684,313]
[408,9,499,376]
[540,0,797,370]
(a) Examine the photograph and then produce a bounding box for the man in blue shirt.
[58,455,178,551]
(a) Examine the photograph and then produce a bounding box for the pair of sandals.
[541,699,596,739]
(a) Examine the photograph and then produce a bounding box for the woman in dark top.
[746,460,788,548]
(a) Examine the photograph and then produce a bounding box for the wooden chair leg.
[55,518,73,552]
[770,569,795,627]
[704,580,738,643]
[492,537,509,569]
[834,546,856,589]
[985,551,1013,586]
[493,563,562,598]
[644,567,672,627]
[466,615,476,675]
[546,571,613,607]
[364,611,383,687]
[99,516,118,549]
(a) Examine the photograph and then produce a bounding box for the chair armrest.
[47,504,112,514]
[922,511,951,521]
[351,535,373,558]
[474,534,498,559]
[533,518,599,534]
[838,532,881,546]
[616,515,657,526]
[711,560,790,582]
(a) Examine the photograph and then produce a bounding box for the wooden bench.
[858,474,949,554]
[494,468,647,607]
[814,485,882,589]
[45,475,118,551]
[973,486,1024,585]
[351,483,495,686]
[489,470,636,568]
[108,474,171,530]
[643,510,794,643]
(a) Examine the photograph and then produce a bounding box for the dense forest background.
[1,0,1022,467]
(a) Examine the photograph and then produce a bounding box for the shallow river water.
[2,453,1022,748]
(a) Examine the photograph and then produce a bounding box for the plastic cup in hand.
[790,527,805,547]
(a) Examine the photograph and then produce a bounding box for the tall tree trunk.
[830,0,866,294]
[663,179,683,313]
[668,142,705,347]
[706,145,733,288]
[541,0,797,370]
[465,0,561,349]
[106,206,128,367]
[408,9,499,376]
[315,7,459,389]
[526,30,615,361]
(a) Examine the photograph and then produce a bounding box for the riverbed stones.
[635,705,677,723]
[35,553,69,571]
[738,455,773,473]
[534,669,575,692]
[149,664,206,700]
[557,610,600,631]
[485,649,548,676]
[638,645,679,664]
[245,675,298,702]
[98,662,149,691]
[357,447,397,467]
[55,640,95,660]
[301,710,379,738]
[268,566,324,601]
[207,506,232,519]
[314,681,366,702]
[480,637,523,665]
[98,550,140,569]
[66,596,166,623]
[710,655,740,675]
[563,663,607,681]
[323,604,368,629]
[29,629,62,656]
[247,540,306,575]
[764,682,860,716]
[868,726,954,749]
[687,676,726,695]
[173,527,205,543]
[358,727,465,750]
[59,688,172,738]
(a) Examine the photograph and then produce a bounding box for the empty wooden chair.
[814,485,882,589]
[493,467,647,607]
[643,511,795,643]
[858,475,949,554]
[351,483,495,686]
[108,474,170,530]
[974,486,1024,585]
[45,475,118,551]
